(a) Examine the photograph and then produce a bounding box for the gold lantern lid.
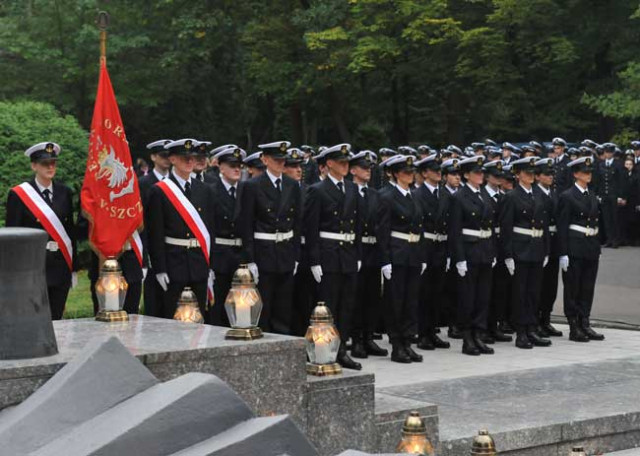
[471,429,496,455]
[402,411,427,436]
[309,302,333,324]
[570,447,587,456]
[101,258,121,273]
[179,287,198,305]
[232,264,255,285]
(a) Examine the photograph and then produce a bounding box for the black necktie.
[433,188,438,199]
[476,191,483,202]
[406,193,412,201]
[42,189,52,205]
[361,187,367,199]
[184,181,191,200]
[337,181,344,193]
[229,186,236,199]
[584,190,589,197]
[275,178,282,192]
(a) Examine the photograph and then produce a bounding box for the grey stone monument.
[0,227,58,359]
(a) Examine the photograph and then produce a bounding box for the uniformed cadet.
[501,164,516,192]
[449,156,496,356]
[243,151,266,179]
[147,139,216,319]
[471,142,485,156]
[209,146,246,326]
[597,143,623,248]
[481,159,512,343]
[414,154,451,350]
[349,151,388,359]
[500,157,551,349]
[521,144,537,158]
[502,142,516,165]
[530,141,545,157]
[300,145,320,185]
[207,144,237,183]
[551,137,571,193]
[192,140,212,183]
[305,144,362,370]
[138,139,172,317]
[5,142,78,320]
[533,157,563,337]
[558,156,605,342]
[373,148,396,189]
[377,155,426,364]
[238,141,303,335]
[486,147,503,162]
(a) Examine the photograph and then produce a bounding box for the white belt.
[46,241,59,252]
[300,236,306,245]
[548,225,557,233]
[462,228,492,239]
[513,227,544,238]
[254,230,294,243]
[391,231,421,243]
[569,224,599,237]
[215,237,242,247]
[362,236,377,245]
[423,232,447,242]
[319,231,356,242]
[165,236,201,248]
[494,227,501,234]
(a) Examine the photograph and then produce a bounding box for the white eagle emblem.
[96,142,135,202]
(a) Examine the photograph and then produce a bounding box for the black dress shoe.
[527,331,552,347]
[473,333,495,354]
[542,323,563,337]
[481,333,496,345]
[338,352,362,370]
[462,331,481,356]
[500,321,515,334]
[515,332,533,349]
[448,326,463,339]
[490,329,513,342]
[581,318,605,340]
[372,333,383,340]
[569,323,590,342]
[364,339,389,356]
[351,340,368,359]
[431,333,451,349]
[391,345,412,363]
[405,344,424,362]
[417,336,435,351]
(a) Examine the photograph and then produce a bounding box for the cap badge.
[586,157,592,166]
[185,140,192,150]
[407,156,413,166]
[280,142,288,152]
[45,143,54,154]
[234,149,241,158]
[497,161,503,171]
[341,145,348,154]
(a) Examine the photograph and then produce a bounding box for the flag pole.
[97,11,109,64]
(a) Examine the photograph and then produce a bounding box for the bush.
[0,101,88,224]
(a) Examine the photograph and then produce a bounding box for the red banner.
[81,60,143,258]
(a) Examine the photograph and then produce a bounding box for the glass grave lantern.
[173,287,204,324]
[224,264,263,340]
[95,258,129,322]
[396,411,435,455]
[305,302,341,376]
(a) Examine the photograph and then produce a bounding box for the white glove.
[381,264,392,280]
[311,265,323,283]
[492,257,497,268]
[142,268,148,280]
[208,269,215,287]
[543,256,549,268]
[559,255,569,272]
[505,258,515,276]
[446,257,451,272]
[71,272,78,289]
[156,272,170,291]
[421,263,427,275]
[635,205,640,212]
[357,260,362,272]
[456,261,467,278]
[248,262,259,284]
[293,261,299,276]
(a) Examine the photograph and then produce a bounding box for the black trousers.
[210,272,232,327]
[48,284,70,320]
[318,271,357,342]
[163,280,207,319]
[488,262,510,329]
[456,263,492,331]
[418,263,446,336]
[562,257,599,319]
[292,267,315,336]
[442,268,459,327]
[352,266,382,338]
[511,261,543,329]
[258,272,293,335]
[385,265,420,343]
[539,256,559,318]
[91,280,142,316]
[143,269,164,317]
[601,196,619,244]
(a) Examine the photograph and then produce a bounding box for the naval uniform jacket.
[499,185,549,263]
[377,186,425,267]
[238,173,302,274]
[147,174,215,283]
[414,184,447,267]
[596,160,623,199]
[449,185,495,265]
[358,186,382,268]
[5,178,77,286]
[481,187,505,261]
[211,178,243,275]
[138,171,162,208]
[553,155,572,193]
[557,185,601,261]
[534,185,560,257]
[305,178,362,274]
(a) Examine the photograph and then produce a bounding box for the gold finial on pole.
[97,11,110,63]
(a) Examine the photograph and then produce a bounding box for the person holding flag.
[6,142,78,320]
[147,139,216,319]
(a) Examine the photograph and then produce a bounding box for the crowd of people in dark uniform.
[7,137,640,369]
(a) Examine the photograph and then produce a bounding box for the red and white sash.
[130,231,143,267]
[156,179,213,301]
[12,182,73,271]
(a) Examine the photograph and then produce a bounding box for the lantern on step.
[224,264,263,340]
[173,287,204,323]
[569,447,587,456]
[95,258,129,322]
[396,411,435,455]
[305,302,341,376]
[470,429,496,456]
